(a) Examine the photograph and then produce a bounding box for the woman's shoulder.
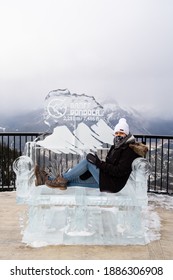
[129,142,148,157]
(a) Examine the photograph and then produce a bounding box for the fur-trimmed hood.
[129,142,148,157]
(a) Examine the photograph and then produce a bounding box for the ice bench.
[13,140,151,247]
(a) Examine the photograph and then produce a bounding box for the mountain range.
[0,97,173,136]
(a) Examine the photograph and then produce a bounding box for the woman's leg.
[67,176,99,188]
[62,159,100,188]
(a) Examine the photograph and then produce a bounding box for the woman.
[36,118,148,193]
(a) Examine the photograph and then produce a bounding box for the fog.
[0,0,173,119]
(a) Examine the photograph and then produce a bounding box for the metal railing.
[135,135,173,195]
[0,132,173,195]
[0,132,40,191]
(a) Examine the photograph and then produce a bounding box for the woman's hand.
[86,153,101,167]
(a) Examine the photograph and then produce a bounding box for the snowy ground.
[148,193,173,210]
[143,193,173,243]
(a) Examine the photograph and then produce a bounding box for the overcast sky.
[0,0,173,119]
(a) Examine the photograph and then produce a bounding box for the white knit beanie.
[114,118,129,135]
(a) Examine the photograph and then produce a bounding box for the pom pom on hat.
[114,118,129,135]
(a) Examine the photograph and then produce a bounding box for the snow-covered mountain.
[102,100,149,134]
[0,103,149,135]
[0,90,172,135]
[0,127,6,132]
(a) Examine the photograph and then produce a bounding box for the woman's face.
[114,131,127,137]
[114,131,127,144]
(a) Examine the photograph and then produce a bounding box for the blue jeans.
[62,159,99,188]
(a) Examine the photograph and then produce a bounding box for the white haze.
[0,0,173,119]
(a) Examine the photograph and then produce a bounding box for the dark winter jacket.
[97,135,148,193]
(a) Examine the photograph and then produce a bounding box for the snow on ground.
[148,193,173,210]
[142,193,173,243]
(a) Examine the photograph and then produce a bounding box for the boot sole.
[45,182,67,190]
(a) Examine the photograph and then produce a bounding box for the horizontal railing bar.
[1,132,173,139]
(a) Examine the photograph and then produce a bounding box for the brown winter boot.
[45,176,68,190]
[34,165,49,186]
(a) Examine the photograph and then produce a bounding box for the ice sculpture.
[13,155,35,204]
[44,88,104,126]
[13,89,151,246]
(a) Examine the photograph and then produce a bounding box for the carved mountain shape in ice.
[37,126,82,154]
[44,89,104,128]
[37,120,114,153]
[73,122,103,150]
[91,119,114,145]
[37,89,114,153]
